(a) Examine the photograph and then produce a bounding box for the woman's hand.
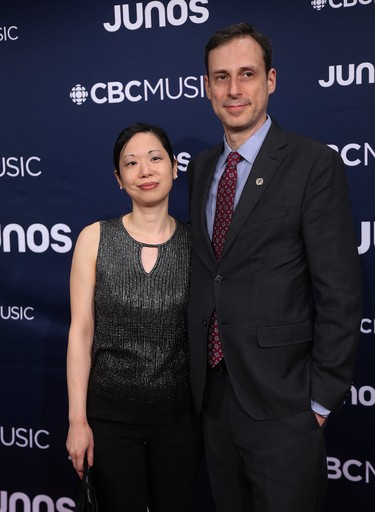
[66,422,94,479]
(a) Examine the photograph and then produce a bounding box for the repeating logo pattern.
[311,0,327,9]
[69,84,89,105]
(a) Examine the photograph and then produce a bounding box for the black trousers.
[203,367,327,512]
[89,412,202,512]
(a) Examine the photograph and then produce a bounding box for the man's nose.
[228,77,242,96]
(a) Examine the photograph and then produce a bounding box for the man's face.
[205,36,276,146]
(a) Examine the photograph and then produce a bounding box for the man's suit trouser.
[202,366,327,512]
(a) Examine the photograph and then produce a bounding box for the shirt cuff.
[311,400,331,418]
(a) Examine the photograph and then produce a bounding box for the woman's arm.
[66,222,100,478]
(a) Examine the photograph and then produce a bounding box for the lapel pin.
[255,178,264,186]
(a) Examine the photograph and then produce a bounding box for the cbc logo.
[1,156,42,178]
[319,62,375,87]
[104,0,209,32]
[312,0,375,9]
[0,491,74,512]
[70,84,88,106]
[0,426,49,449]
[311,0,327,8]
[70,75,205,106]
[327,457,375,483]
[0,26,18,41]
[0,223,72,253]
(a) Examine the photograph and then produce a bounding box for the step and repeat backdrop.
[1,1,374,510]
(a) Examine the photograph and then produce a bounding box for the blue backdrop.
[1,1,374,510]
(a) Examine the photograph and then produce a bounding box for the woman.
[66,123,201,511]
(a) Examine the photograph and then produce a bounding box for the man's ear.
[204,75,212,100]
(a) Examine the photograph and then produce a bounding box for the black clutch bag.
[75,455,98,512]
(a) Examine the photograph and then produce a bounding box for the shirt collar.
[222,115,272,165]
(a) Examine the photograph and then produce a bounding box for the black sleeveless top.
[87,217,192,423]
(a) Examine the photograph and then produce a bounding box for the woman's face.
[115,131,177,208]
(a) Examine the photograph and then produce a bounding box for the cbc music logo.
[0,223,73,254]
[70,84,89,106]
[0,426,49,449]
[69,75,205,106]
[311,0,327,8]
[319,62,375,87]
[0,25,18,41]
[0,491,75,512]
[312,0,375,9]
[328,142,375,167]
[103,0,209,32]
[1,156,42,178]
[361,318,375,334]
[0,306,35,321]
[327,457,375,483]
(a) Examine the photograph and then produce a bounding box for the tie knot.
[227,151,241,168]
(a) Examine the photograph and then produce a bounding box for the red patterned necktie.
[207,151,241,368]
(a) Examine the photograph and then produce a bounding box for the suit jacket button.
[215,275,223,283]
[202,320,207,327]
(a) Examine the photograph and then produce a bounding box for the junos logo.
[357,221,375,255]
[0,26,18,41]
[349,385,375,406]
[0,491,74,512]
[0,223,72,253]
[319,62,374,87]
[0,426,49,449]
[177,152,190,172]
[327,457,375,483]
[104,0,209,32]
[312,0,375,9]
[328,142,375,166]
[70,75,205,106]
[1,157,42,178]
[0,306,35,321]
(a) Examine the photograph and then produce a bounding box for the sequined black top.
[87,216,192,423]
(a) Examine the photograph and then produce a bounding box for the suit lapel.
[221,122,289,259]
[193,145,222,263]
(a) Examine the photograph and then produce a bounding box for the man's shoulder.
[270,120,337,157]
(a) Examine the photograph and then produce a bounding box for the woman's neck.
[123,207,175,245]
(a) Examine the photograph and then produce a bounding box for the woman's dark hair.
[113,122,174,172]
[205,22,273,75]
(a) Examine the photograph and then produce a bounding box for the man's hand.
[314,412,326,428]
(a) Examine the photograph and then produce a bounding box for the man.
[187,22,362,512]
